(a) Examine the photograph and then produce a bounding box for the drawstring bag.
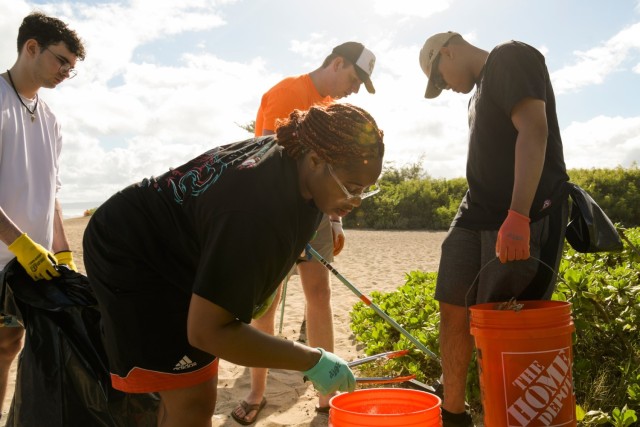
[1,260,159,427]
[565,183,623,253]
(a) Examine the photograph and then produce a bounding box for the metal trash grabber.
[305,244,440,363]
[350,349,416,384]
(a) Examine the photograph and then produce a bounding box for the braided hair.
[275,103,384,168]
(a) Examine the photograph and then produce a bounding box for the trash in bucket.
[329,388,442,426]
[470,300,576,427]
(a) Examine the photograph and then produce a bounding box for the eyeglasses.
[430,54,449,91]
[44,47,77,79]
[327,163,380,201]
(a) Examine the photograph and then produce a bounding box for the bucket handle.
[463,255,565,313]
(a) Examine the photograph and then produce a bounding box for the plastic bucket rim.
[469,299,571,312]
[329,387,442,416]
[470,323,575,339]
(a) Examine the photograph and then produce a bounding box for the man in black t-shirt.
[418,32,569,426]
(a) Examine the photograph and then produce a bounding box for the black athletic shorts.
[83,199,218,394]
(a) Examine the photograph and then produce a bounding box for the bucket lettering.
[470,300,577,427]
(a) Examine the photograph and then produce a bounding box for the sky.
[2,0,640,207]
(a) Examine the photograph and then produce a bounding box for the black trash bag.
[565,183,623,253]
[1,260,159,427]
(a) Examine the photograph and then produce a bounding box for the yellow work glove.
[8,233,60,281]
[55,250,78,272]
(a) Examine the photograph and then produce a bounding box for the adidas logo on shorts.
[173,355,197,371]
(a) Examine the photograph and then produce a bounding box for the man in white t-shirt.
[0,12,85,414]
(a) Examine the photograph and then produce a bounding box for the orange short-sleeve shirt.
[255,74,332,136]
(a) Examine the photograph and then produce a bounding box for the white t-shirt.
[0,76,62,270]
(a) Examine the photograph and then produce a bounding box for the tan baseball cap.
[419,31,460,99]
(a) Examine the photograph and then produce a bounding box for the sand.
[2,216,447,426]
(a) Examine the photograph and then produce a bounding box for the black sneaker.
[442,408,475,427]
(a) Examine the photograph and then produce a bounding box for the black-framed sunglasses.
[44,47,77,79]
[430,54,448,91]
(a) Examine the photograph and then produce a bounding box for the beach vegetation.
[350,227,640,426]
[237,120,255,134]
[345,164,640,230]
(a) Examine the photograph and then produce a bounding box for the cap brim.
[424,76,442,99]
[355,66,375,94]
[364,79,375,94]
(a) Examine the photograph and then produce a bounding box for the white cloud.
[372,0,451,19]
[353,42,469,179]
[552,22,640,93]
[563,115,640,169]
[290,33,335,61]
[0,2,31,68]
[45,1,230,86]
[537,44,550,57]
[5,0,264,204]
[5,0,640,210]
[52,51,276,203]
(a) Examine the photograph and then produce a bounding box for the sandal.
[315,405,330,414]
[231,397,267,425]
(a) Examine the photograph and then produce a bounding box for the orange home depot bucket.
[470,300,576,427]
[329,388,442,426]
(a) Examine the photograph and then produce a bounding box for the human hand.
[303,348,355,395]
[496,210,531,263]
[8,233,60,280]
[331,220,345,256]
[54,250,78,272]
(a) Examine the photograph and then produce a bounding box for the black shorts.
[83,199,218,394]
[436,200,568,307]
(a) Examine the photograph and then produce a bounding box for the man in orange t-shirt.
[254,74,331,136]
[232,42,376,425]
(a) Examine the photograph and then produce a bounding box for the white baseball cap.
[332,42,376,94]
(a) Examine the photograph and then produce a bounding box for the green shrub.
[345,164,640,230]
[557,227,640,425]
[349,271,444,385]
[569,167,640,228]
[350,229,640,425]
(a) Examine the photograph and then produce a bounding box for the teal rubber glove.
[302,348,356,395]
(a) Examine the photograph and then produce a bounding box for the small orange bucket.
[328,388,442,426]
[470,300,576,427]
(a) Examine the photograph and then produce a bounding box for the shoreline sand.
[2,217,448,426]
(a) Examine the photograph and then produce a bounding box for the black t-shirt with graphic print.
[90,136,321,323]
[453,41,569,229]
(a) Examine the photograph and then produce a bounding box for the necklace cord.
[6,69,38,120]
